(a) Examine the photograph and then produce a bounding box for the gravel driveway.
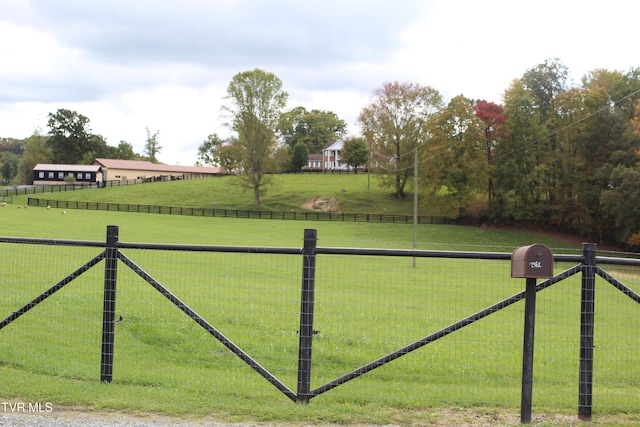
[0,406,599,426]
[0,411,253,427]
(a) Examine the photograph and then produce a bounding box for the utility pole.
[413,148,418,268]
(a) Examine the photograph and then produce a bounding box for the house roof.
[323,140,344,151]
[308,153,323,161]
[34,164,102,172]
[93,158,222,174]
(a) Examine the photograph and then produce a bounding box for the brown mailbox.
[511,244,554,278]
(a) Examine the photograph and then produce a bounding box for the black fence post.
[100,225,119,382]
[296,228,317,403]
[579,243,596,421]
[520,277,538,423]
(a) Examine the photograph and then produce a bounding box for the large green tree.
[341,136,369,173]
[548,87,591,228]
[221,69,288,206]
[197,133,225,167]
[574,68,640,240]
[491,79,546,220]
[522,59,571,206]
[216,143,243,175]
[0,138,25,156]
[20,130,52,184]
[197,134,243,174]
[47,109,102,164]
[522,58,570,119]
[358,81,443,198]
[600,165,640,247]
[0,152,19,184]
[278,107,347,153]
[113,141,138,160]
[289,142,310,172]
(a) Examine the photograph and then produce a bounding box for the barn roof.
[33,164,102,172]
[93,159,222,174]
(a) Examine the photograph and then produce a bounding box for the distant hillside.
[26,173,446,216]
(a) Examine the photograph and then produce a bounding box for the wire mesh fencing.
[0,226,638,419]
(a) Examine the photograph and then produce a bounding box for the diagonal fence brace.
[116,250,297,401]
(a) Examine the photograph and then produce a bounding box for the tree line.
[2,59,639,248]
[196,62,640,248]
[357,59,640,249]
[0,109,162,185]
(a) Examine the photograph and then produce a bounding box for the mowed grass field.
[1,173,591,249]
[1,175,639,426]
[18,172,470,216]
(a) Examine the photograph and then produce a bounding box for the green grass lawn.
[1,177,638,426]
[19,173,447,215]
[3,174,587,251]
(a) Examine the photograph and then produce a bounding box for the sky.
[1,0,638,166]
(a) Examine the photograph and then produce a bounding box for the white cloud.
[0,0,638,168]
[393,0,640,101]
[0,21,87,101]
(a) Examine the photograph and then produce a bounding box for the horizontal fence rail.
[27,197,481,225]
[0,227,639,423]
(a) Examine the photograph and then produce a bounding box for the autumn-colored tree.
[197,133,242,174]
[630,100,640,138]
[423,95,486,214]
[473,100,507,201]
[216,142,243,174]
[358,81,442,198]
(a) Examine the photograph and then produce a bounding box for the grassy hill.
[3,174,590,253]
[24,173,434,216]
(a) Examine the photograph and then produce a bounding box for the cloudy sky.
[1,0,638,165]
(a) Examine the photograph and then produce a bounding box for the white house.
[322,140,348,171]
[305,153,323,171]
[303,139,369,172]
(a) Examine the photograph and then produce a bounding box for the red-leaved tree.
[473,100,507,201]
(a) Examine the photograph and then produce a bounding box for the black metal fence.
[0,227,638,422]
[26,198,481,225]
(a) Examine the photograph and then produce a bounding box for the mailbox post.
[511,244,554,424]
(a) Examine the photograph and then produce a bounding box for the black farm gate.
[1,226,639,423]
